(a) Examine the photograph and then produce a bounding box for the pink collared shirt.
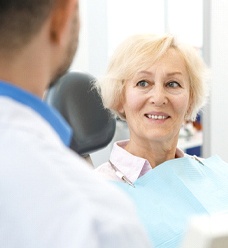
[95,139,186,183]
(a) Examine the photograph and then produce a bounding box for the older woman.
[95,34,228,248]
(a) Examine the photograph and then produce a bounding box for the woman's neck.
[124,138,178,168]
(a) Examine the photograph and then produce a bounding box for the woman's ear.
[185,101,193,121]
[118,106,125,114]
[117,92,126,114]
[49,0,78,44]
[117,106,127,120]
[185,90,194,120]
[117,100,126,115]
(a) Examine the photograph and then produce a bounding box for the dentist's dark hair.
[0,0,61,51]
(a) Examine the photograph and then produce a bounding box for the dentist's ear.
[49,0,79,44]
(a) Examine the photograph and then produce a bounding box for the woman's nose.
[149,85,168,106]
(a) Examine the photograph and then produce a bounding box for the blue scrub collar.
[0,81,72,146]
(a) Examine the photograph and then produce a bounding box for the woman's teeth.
[147,114,167,120]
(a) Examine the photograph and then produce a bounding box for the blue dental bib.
[113,155,228,248]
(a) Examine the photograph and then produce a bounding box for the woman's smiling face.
[119,48,191,145]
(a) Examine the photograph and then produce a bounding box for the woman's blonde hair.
[95,33,210,121]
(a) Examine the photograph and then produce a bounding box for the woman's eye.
[167,81,181,88]
[136,80,149,87]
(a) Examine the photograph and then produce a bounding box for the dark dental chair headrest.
[45,71,116,161]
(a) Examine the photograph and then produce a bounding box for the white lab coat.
[0,96,152,248]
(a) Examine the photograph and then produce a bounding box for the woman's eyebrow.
[166,71,183,76]
[136,71,152,76]
[134,71,184,80]
[137,71,183,76]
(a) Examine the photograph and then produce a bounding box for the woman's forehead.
[131,51,187,77]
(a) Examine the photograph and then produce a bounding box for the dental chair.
[44,71,116,166]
